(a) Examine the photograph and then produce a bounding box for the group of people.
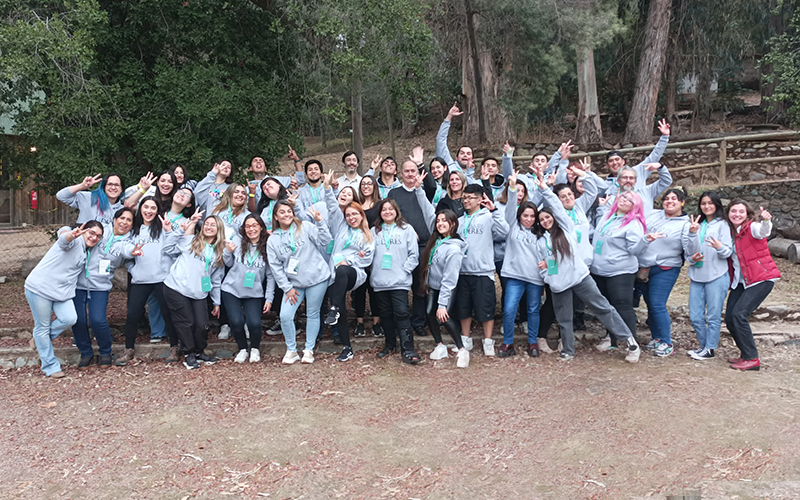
[24,104,779,378]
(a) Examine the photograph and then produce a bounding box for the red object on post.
[30,190,38,210]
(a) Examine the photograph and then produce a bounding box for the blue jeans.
[689,273,730,350]
[221,291,264,350]
[147,292,166,339]
[502,278,543,344]
[280,281,327,352]
[636,266,680,345]
[72,289,112,357]
[25,289,78,376]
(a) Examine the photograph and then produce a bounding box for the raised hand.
[189,206,204,223]
[212,163,221,175]
[579,157,592,172]
[645,232,666,242]
[225,240,237,253]
[139,171,156,190]
[480,163,490,181]
[508,171,517,191]
[568,164,587,180]
[446,102,464,120]
[130,242,145,257]
[323,169,335,189]
[560,140,574,161]
[644,162,662,172]
[287,145,300,162]
[598,194,610,206]
[503,141,514,156]
[80,174,103,191]
[307,205,323,222]
[409,146,424,165]
[658,119,671,136]
[480,193,495,212]
[688,214,701,234]
[158,214,173,232]
[289,176,299,191]
[415,170,427,190]
[546,173,557,186]
[760,206,772,221]
[370,153,382,171]
[706,236,723,249]
[287,189,299,207]
[70,222,88,240]
[248,180,258,194]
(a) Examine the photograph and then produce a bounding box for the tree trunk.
[624,0,672,143]
[695,52,712,124]
[761,0,792,122]
[463,0,487,144]
[575,48,603,144]
[352,79,364,175]
[385,97,396,160]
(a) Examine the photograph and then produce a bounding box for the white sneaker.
[234,349,248,363]
[557,339,563,353]
[499,325,504,335]
[456,349,470,368]
[596,336,613,352]
[218,324,231,340]
[462,336,473,351]
[625,344,641,363]
[521,321,528,333]
[430,344,449,360]
[266,323,282,336]
[282,350,299,364]
[249,349,261,363]
[301,349,315,364]
[483,338,495,357]
[244,324,250,339]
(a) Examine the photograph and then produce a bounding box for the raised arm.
[539,183,575,233]
[415,186,436,231]
[436,103,462,170]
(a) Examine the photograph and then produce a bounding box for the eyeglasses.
[106,183,121,188]
[462,195,481,201]
[87,231,103,240]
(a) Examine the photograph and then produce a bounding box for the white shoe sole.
[283,353,299,364]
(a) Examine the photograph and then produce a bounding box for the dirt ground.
[1,322,799,500]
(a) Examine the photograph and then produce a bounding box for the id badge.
[576,230,582,244]
[225,226,234,241]
[694,260,704,268]
[243,271,256,288]
[381,254,393,269]
[594,240,604,255]
[547,258,558,275]
[99,259,112,276]
[332,253,346,266]
[287,257,300,275]
[201,276,212,292]
[326,241,334,254]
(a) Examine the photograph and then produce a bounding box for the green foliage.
[764,7,800,125]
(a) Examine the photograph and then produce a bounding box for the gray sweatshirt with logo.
[686,217,733,283]
[369,223,419,291]
[25,227,88,302]
[122,225,182,284]
[77,224,130,291]
[426,237,467,308]
[536,188,591,293]
[267,219,332,292]
[637,211,689,269]
[56,189,124,226]
[222,236,276,302]
[457,204,512,278]
[164,235,225,305]
[589,213,649,277]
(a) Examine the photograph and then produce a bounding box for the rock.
[780,224,800,240]
[709,143,719,148]
[112,267,128,292]
[744,148,756,153]
[675,148,692,154]
[749,173,766,181]
[19,258,40,278]
[215,349,234,359]
[788,312,800,320]
[781,146,791,151]
[754,313,770,320]
[15,357,26,368]
[753,143,767,149]
[0,360,13,370]
[26,359,38,367]
[765,305,789,315]
[676,178,694,187]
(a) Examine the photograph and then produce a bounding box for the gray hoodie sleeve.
[502,152,514,180]
[540,186,575,234]
[415,187,436,232]
[640,134,670,166]
[403,228,420,274]
[436,120,458,170]
[625,221,650,257]
[575,172,599,214]
[491,206,510,241]
[264,266,276,303]
[644,165,673,202]
[210,262,224,305]
[438,246,463,309]
[194,170,217,212]
[324,188,346,237]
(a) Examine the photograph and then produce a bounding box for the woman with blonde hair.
[212,183,250,240]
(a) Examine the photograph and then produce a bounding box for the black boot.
[399,329,420,364]
[573,311,586,331]
[379,326,397,358]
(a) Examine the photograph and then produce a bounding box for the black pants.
[125,282,175,349]
[375,290,412,350]
[164,286,209,355]
[221,291,264,350]
[593,273,637,344]
[726,281,774,360]
[352,272,377,318]
[538,285,556,340]
[425,290,463,349]
[330,266,357,347]
[410,257,427,329]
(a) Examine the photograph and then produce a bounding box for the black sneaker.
[333,334,343,345]
[377,347,396,358]
[354,324,366,337]
[324,306,340,326]
[196,353,219,365]
[690,348,715,360]
[414,326,427,337]
[372,323,385,337]
[337,346,354,362]
[183,354,200,370]
[78,355,93,370]
[98,355,112,368]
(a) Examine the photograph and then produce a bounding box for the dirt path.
[2,327,799,500]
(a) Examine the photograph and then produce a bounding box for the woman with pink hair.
[591,190,664,351]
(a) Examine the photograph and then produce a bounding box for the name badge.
[694,260,704,268]
[381,254,393,269]
[243,271,256,288]
[594,240,604,255]
[576,230,582,244]
[547,258,558,275]
[332,253,346,266]
[287,257,300,275]
[201,276,212,293]
[99,259,112,276]
[326,241,334,254]
[225,226,234,241]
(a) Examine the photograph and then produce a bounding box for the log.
[769,237,796,258]
[788,242,800,264]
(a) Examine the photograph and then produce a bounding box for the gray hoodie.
[77,224,130,292]
[25,227,88,302]
[534,194,591,294]
[326,201,375,289]
[638,211,689,268]
[589,213,649,277]
[686,217,733,283]
[56,188,124,226]
[195,170,230,215]
[500,187,544,285]
[369,223,419,291]
[603,134,669,194]
[164,235,225,305]
[267,219,332,292]
[549,174,599,266]
[458,203,512,278]
[122,225,182,284]
[426,237,467,308]
[435,120,481,185]
[222,236,276,301]
[213,206,249,241]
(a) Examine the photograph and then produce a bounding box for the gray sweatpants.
[553,275,635,356]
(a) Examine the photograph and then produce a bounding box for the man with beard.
[331,150,362,194]
[246,149,304,211]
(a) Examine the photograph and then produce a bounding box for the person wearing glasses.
[57,174,126,226]
[25,221,105,378]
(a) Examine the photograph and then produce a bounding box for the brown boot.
[165,346,180,364]
[114,348,135,366]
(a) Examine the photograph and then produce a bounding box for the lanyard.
[227,206,234,224]
[104,235,121,254]
[463,212,477,238]
[378,183,391,199]
[265,200,275,229]
[382,224,395,250]
[203,243,214,272]
[342,228,358,250]
[85,249,91,278]
[429,236,450,265]
[600,214,621,236]
[545,237,553,254]
[699,220,709,243]
[310,185,322,204]
[279,226,296,253]
[168,211,183,223]
[245,247,259,267]
[566,208,578,224]
[433,185,444,206]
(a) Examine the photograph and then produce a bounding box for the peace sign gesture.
[139,171,156,191]
[480,193,495,212]
[287,189,299,207]
[705,236,723,249]
[688,214,701,234]
[158,214,173,233]
[598,194,610,206]
[70,222,89,240]
[559,140,575,161]
[446,102,464,120]
[130,242,145,257]
[414,170,427,190]
[189,206,204,223]
[323,169,336,189]
[79,174,103,191]
[568,164,587,180]
[579,157,592,172]
[307,205,323,222]
[645,232,666,242]
[370,153,382,171]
